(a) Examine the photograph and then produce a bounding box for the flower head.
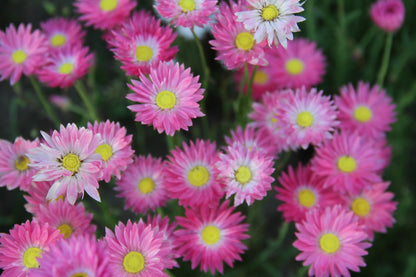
[370,0,405,33]
[40,17,86,50]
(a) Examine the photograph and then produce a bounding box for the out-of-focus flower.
[370,0,405,33]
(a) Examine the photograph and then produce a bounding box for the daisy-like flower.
[174,200,250,274]
[31,234,110,277]
[104,219,173,276]
[0,220,63,277]
[34,199,96,239]
[235,0,305,47]
[344,181,397,240]
[24,181,54,216]
[210,0,268,70]
[40,17,86,50]
[0,137,39,191]
[115,155,169,214]
[165,139,223,208]
[268,38,326,89]
[108,10,178,77]
[293,205,372,277]
[88,120,134,182]
[37,44,94,88]
[216,142,275,206]
[370,0,405,33]
[154,0,218,28]
[0,23,47,85]
[27,123,103,205]
[126,61,205,136]
[74,0,137,30]
[276,87,339,150]
[335,81,396,139]
[275,163,341,223]
[310,131,384,194]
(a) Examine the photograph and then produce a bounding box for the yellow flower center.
[179,0,196,12]
[156,90,177,110]
[352,197,371,217]
[235,166,252,185]
[58,223,73,239]
[99,0,118,11]
[261,5,279,21]
[136,45,154,62]
[296,111,314,128]
[254,70,268,85]
[70,273,88,277]
[50,34,66,47]
[95,143,113,161]
[337,156,357,173]
[12,50,27,64]
[235,32,255,51]
[297,188,316,208]
[285,58,304,75]
[15,155,29,171]
[354,106,372,123]
[138,177,155,194]
[23,247,42,268]
[187,166,210,187]
[62,153,81,173]
[319,233,340,254]
[59,62,74,75]
[201,225,221,245]
[123,251,145,273]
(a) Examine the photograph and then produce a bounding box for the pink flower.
[88,120,134,182]
[24,181,54,216]
[74,0,137,30]
[0,23,48,85]
[165,139,223,208]
[174,201,250,274]
[28,123,103,205]
[210,0,268,70]
[154,0,218,28]
[335,81,396,139]
[370,0,405,33]
[0,220,63,277]
[115,155,169,214]
[40,17,86,50]
[126,62,205,136]
[293,205,372,277]
[0,137,39,191]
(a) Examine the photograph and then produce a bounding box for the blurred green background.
[0,0,415,276]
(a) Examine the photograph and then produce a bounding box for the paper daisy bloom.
[370,0,405,33]
[154,0,218,28]
[88,120,134,182]
[0,137,39,191]
[40,17,86,50]
[0,23,47,85]
[268,38,326,89]
[74,0,137,30]
[344,181,397,240]
[293,205,372,277]
[165,139,223,208]
[174,200,250,274]
[210,0,268,70]
[127,61,205,136]
[335,81,396,139]
[28,123,103,205]
[104,219,173,276]
[0,220,63,277]
[216,142,275,206]
[37,44,94,88]
[31,234,110,277]
[277,87,339,150]
[108,10,178,77]
[275,163,341,223]
[311,131,383,194]
[235,0,305,47]
[115,155,169,214]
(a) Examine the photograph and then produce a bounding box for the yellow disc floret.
[235,32,255,51]
[352,197,371,217]
[201,225,221,245]
[136,45,154,62]
[353,106,372,123]
[179,0,196,12]
[138,177,155,194]
[58,223,73,239]
[187,166,210,187]
[70,273,88,277]
[95,143,113,161]
[285,58,304,75]
[23,247,42,268]
[99,0,118,11]
[156,90,177,110]
[15,155,29,171]
[62,153,81,173]
[59,62,74,75]
[337,156,357,173]
[51,34,66,47]
[319,233,340,254]
[12,50,27,64]
[297,188,316,208]
[296,111,314,128]
[123,251,145,273]
[261,5,279,21]
[254,70,268,85]
[235,166,252,185]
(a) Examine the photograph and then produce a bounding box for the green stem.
[247,65,257,101]
[74,80,99,122]
[376,32,393,87]
[191,27,210,90]
[29,76,60,128]
[166,135,175,151]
